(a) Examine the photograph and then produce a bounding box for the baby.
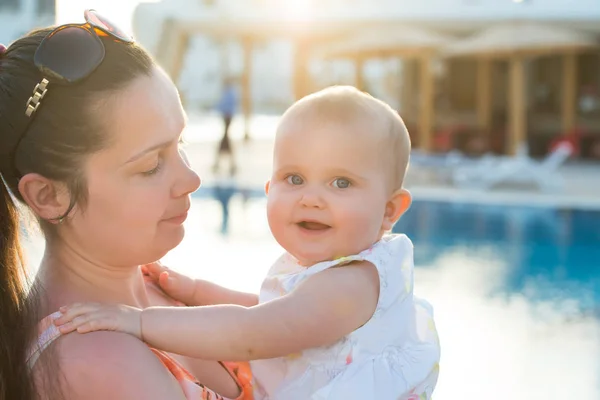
[56,86,440,399]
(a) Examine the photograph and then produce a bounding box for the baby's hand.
[54,303,142,339]
[142,262,197,305]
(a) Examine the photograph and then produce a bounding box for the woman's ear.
[18,173,71,223]
[381,188,412,231]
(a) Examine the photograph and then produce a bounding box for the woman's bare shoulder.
[54,331,186,399]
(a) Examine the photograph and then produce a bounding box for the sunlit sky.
[56,0,150,33]
[57,0,317,31]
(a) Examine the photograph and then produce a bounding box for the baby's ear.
[264,180,271,195]
[382,189,412,231]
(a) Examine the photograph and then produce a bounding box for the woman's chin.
[154,227,186,258]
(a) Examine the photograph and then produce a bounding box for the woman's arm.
[58,261,379,361]
[45,331,187,400]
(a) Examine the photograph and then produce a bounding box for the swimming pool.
[394,200,600,313]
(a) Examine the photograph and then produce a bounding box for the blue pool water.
[393,201,600,312]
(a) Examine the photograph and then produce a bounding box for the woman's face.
[63,67,201,267]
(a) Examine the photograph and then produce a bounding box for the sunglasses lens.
[85,9,133,42]
[34,26,105,83]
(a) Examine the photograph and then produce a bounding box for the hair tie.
[0,43,7,57]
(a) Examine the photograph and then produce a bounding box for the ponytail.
[0,177,36,399]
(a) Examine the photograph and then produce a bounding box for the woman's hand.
[55,303,143,339]
[143,262,197,305]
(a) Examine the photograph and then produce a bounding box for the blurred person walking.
[213,77,238,175]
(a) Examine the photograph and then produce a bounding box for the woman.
[0,11,252,400]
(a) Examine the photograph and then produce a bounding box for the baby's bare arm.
[190,279,259,307]
[146,262,258,307]
[140,261,379,361]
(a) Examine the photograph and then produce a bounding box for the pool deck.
[185,137,600,210]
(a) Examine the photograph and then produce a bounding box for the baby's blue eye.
[333,178,351,189]
[287,175,304,185]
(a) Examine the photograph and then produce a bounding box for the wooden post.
[241,37,253,141]
[293,37,310,100]
[400,59,417,117]
[355,56,365,91]
[477,58,492,131]
[508,56,526,156]
[156,19,190,87]
[419,56,434,152]
[561,52,577,134]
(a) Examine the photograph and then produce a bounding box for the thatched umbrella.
[444,23,597,58]
[322,27,451,59]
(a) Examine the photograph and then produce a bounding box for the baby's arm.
[57,261,379,361]
[189,279,259,307]
[145,262,258,307]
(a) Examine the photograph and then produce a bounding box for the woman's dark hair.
[0,26,154,399]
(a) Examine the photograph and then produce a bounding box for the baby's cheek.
[266,200,291,244]
[337,205,382,243]
[267,198,286,226]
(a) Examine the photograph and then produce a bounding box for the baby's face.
[266,119,391,266]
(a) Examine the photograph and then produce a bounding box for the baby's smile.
[294,219,333,237]
[297,220,331,230]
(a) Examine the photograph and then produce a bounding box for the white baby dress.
[250,234,440,400]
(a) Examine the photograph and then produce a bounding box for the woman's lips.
[163,211,188,225]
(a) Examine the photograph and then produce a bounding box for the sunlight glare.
[276,0,315,22]
[55,0,149,32]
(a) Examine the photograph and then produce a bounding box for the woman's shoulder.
[52,331,187,399]
[58,329,151,358]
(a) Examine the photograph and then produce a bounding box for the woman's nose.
[172,149,201,198]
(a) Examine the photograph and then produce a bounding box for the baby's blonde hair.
[277,86,411,191]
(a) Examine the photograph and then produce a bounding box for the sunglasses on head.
[12,10,133,177]
[25,9,133,116]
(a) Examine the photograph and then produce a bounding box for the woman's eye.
[286,175,304,185]
[141,161,162,176]
[332,178,351,189]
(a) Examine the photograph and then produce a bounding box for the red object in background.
[550,127,583,156]
[434,124,465,152]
